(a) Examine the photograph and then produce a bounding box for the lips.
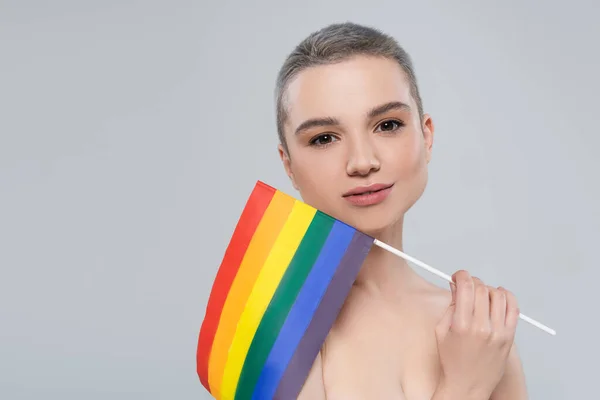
[342,183,393,197]
[342,183,394,207]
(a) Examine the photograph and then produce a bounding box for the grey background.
[1,0,598,399]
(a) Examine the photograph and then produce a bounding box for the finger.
[436,298,455,340]
[503,287,520,335]
[472,277,491,330]
[435,280,457,340]
[490,287,507,332]
[452,270,474,331]
[450,280,456,304]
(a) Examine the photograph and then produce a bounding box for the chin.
[339,208,403,237]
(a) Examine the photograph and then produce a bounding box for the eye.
[309,133,338,147]
[375,120,404,132]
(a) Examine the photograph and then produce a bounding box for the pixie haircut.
[275,22,424,154]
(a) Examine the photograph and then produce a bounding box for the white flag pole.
[372,239,556,336]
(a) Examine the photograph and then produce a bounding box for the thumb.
[436,283,456,340]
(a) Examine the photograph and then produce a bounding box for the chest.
[320,299,443,400]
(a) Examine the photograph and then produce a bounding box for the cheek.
[290,156,341,208]
[383,136,429,214]
[387,135,427,179]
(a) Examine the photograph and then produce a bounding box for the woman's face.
[279,55,434,236]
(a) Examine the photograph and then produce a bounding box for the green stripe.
[233,211,334,400]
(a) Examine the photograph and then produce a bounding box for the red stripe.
[196,181,276,392]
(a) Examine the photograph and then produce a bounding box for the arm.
[297,350,326,400]
[490,344,528,400]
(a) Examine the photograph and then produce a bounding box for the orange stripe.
[196,181,275,392]
[208,190,295,397]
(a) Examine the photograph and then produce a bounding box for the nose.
[346,136,381,177]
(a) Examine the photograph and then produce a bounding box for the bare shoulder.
[407,279,452,324]
[394,279,451,357]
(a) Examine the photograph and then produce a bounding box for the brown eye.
[376,120,404,132]
[310,134,337,147]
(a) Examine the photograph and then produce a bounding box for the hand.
[433,270,519,400]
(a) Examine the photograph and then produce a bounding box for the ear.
[421,114,435,164]
[278,143,299,190]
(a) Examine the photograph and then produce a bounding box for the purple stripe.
[273,231,374,400]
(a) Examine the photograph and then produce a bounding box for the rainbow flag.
[196,180,374,400]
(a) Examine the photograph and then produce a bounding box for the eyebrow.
[367,101,411,119]
[294,117,340,135]
[294,101,411,135]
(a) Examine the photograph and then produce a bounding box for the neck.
[354,217,421,297]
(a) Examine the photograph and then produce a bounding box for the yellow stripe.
[208,190,296,398]
[219,200,316,400]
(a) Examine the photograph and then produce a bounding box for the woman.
[274,22,528,399]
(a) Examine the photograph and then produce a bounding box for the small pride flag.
[196,180,374,400]
[196,180,556,400]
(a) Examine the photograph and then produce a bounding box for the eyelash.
[309,133,338,148]
[308,119,405,148]
[375,119,405,133]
